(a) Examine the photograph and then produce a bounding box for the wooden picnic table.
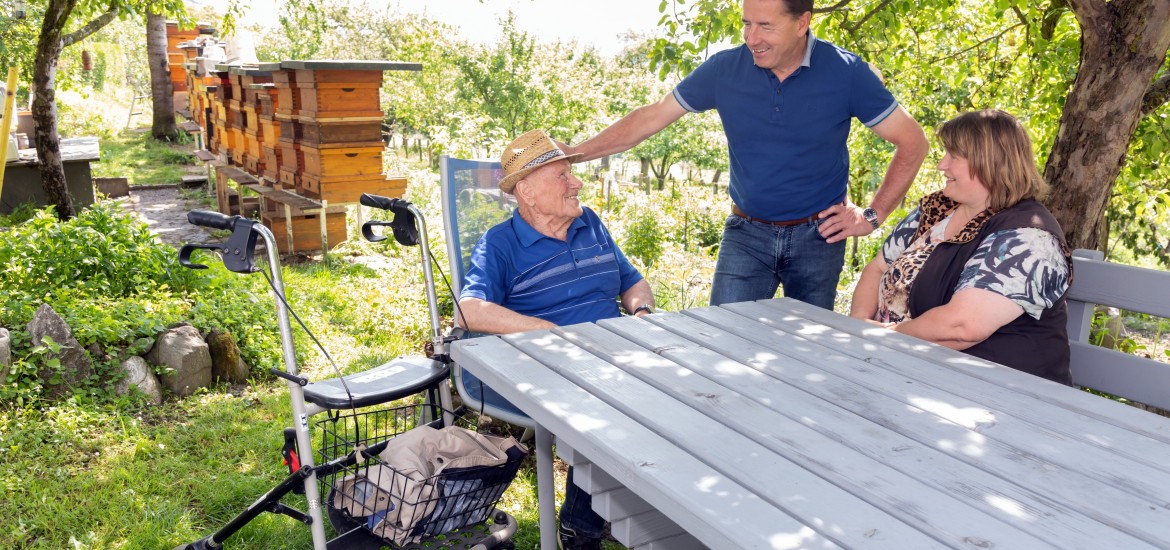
[451,297,1170,549]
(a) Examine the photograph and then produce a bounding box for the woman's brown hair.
[937,109,1048,210]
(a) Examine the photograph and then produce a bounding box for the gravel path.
[121,186,217,248]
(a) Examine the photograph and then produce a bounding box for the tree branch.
[62,7,118,47]
[1143,72,1170,116]
[1011,5,1029,27]
[843,0,894,33]
[928,22,1025,63]
[814,0,854,14]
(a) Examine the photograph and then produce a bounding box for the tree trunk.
[147,12,178,140]
[652,157,671,190]
[32,0,80,220]
[1044,0,1170,251]
[639,158,651,192]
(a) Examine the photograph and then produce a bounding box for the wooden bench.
[1067,249,1170,411]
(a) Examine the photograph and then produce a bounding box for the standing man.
[458,130,654,550]
[561,0,929,310]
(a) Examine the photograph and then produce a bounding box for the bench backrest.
[1067,249,1170,410]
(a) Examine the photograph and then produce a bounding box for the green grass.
[0,177,575,547]
[93,130,197,186]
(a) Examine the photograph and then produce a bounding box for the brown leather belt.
[732,205,818,227]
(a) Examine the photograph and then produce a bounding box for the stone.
[93,177,130,198]
[0,328,10,382]
[115,356,163,405]
[207,329,249,384]
[26,304,93,399]
[146,324,212,397]
[87,342,109,362]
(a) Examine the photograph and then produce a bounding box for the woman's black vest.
[908,199,1072,385]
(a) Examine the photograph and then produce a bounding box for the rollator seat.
[303,356,450,409]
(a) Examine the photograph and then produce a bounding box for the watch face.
[863,208,879,228]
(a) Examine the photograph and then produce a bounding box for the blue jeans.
[709,214,846,310]
[559,466,605,538]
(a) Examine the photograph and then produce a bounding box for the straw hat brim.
[499,152,583,194]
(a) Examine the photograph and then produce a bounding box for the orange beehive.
[299,175,407,204]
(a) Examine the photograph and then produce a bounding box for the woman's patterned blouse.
[876,193,1070,324]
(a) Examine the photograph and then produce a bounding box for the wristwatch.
[632,304,654,316]
[862,207,880,230]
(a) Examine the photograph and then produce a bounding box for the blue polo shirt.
[460,207,643,326]
[674,33,898,221]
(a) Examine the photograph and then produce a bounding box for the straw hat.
[497,130,582,194]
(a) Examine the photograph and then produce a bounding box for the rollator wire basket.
[318,403,527,548]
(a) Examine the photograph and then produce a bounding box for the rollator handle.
[360,193,420,246]
[187,210,237,230]
[181,210,261,274]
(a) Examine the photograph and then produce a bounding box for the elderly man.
[458,129,654,549]
[562,0,928,311]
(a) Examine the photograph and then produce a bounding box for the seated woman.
[849,109,1073,384]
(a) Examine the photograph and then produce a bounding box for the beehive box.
[279,142,303,171]
[275,87,303,115]
[299,175,406,204]
[298,84,381,116]
[212,66,234,101]
[229,129,246,166]
[262,209,347,253]
[300,145,384,178]
[277,168,299,190]
[254,86,280,117]
[261,146,282,181]
[259,117,280,145]
[242,105,259,131]
[270,60,420,119]
[279,120,382,146]
[243,129,264,174]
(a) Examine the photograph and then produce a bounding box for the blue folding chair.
[439,155,536,432]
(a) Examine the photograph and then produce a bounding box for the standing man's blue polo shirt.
[460,207,643,326]
[674,33,898,221]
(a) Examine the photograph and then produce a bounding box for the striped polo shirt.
[461,207,643,326]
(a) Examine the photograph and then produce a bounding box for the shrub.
[621,211,664,267]
[0,203,279,405]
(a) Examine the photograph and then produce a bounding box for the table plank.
[558,322,1072,549]
[655,306,1170,546]
[592,486,656,520]
[507,331,970,548]
[575,463,623,493]
[735,301,1170,478]
[757,298,1170,445]
[612,510,687,547]
[642,532,708,550]
[452,335,840,550]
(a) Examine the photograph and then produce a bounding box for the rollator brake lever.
[179,244,222,270]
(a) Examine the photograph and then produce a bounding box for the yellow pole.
[0,66,19,199]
